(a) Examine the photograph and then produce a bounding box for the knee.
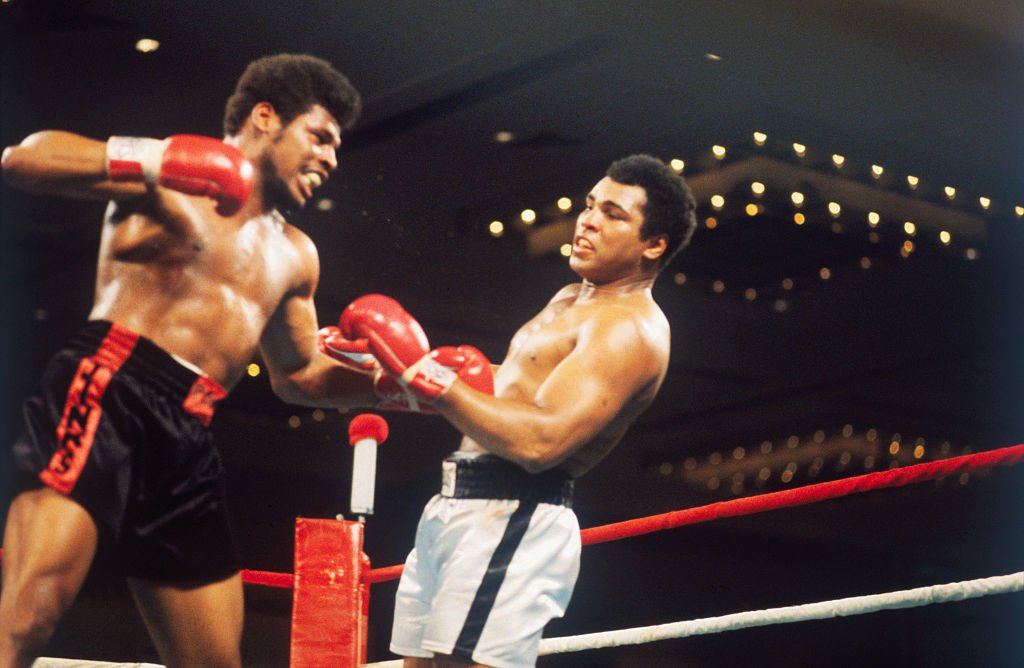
[0,593,62,653]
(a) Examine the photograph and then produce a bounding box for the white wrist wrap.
[105,136,167,183]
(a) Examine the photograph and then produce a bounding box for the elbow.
[269,374,309,406]
[2,141,49,192]
[516,440,568,474]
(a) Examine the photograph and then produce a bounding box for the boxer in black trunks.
[0,54,377,668]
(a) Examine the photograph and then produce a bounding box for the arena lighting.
[831,153,846,168]
[978,196,991,210]
[556,197,572,212]
[134,38,160,53]
[752,131,767,145]
[710,194,725,209]
[871,164,884,178]
[1016,206,1024,217]
[670,158,685,173]
[246,362,261,377]
[945,186,957,199]
[488,220,504,237]
[791,142,806,158]
[906,175,920,189]
[712,145,727,159]
[520,208,536,224]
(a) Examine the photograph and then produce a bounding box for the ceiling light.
[978,196,991,210]
[670,158,685,173]
[494,131,515,143]
[488,220,505,237]
[712,145,726,160]
[944,186,957,199]
[520,208,536,224]
[792,142,806,157]
[752,131,767,145]
[871,164,884,179]
[135,38,160,53]
[557,197,572,212]
[831,154,846,168]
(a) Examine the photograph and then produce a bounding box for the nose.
[317,144,338,172]
[577,208,597,230]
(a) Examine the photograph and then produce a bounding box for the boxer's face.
[261,104,341,210]
[570,177,661,284]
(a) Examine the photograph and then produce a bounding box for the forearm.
[1,131,145,199]
[271,354,379,409]
[435,383,580,473]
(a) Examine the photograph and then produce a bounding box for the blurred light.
[315,198,335,211]
[906,175,920,189]
[712,145,727,159]
[793,212,805,225]
[831,153,846,168]
[709,451,723,465]
[760,440,773,454]
[704,216,718,229]
[710,194,725,209]
[135,38,160,53]
[488,220,505,237]
[312,409,325,422]
[939,230,951,245]
[744,288,757,301]
[913,444,925,459]
[557,197,573,212]
[33,308,48,321]
[901,240,915,256]
[745,203,760,216]
[494,130,515,143]
[978,196,991,210]
[288,415,301,429]
[781,277,794,290]
[867,211,880,227]
[559,243,572,257]
[944,186,957,200]
[773,299,789,313]
[889,440,900,455]
[520,208,536,224]
[871,164,884,179]
[658,462,673,476]
[868,231,880,243]
[712,280,725,293]
[781,470,794,483]
[792,142,806,157]
[965,248,978,261]
[859,257,872,270]
[673,272,687,285]
[828,201,841,217]
[842,424,854,438]
[790,191,805,207]
[758,467,771,481]
[830,221,843,234]
[670,158,686,173]
[753,131,768,146]
[864,455,876,469]
[246,363,261,378]
[704,52,722,61]
[866,428,878,441]
[903,221,916,235]
[813,429,826,443]
[751,181,766,196]
[733,446,746,460]
[818,267,831,280]
[1015,205,1024,217]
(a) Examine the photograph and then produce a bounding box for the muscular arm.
[260,238,378,408]
[1,131,145,200]
[434,311,664,473]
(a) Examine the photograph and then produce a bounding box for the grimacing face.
[570,177,663,284]
[261,104,341,210]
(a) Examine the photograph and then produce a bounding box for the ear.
[249,101,281,135]
[642,234,669,262]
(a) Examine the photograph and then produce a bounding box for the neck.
[577,274,655,300]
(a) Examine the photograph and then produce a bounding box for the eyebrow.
[587,192,630,216]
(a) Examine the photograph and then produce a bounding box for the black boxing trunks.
[11,320,239,583]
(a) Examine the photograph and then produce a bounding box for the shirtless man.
[321,154,697,667]
[0,54,376,667]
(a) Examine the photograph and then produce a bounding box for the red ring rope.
[9,444,1021,588]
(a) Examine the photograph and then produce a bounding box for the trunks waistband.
[68,320,226,425]
[440,454,574,507]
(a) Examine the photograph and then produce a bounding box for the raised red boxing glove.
[373,345,494,412]
[105,134,254,216]
[318,326,378,374]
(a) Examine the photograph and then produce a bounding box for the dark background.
[2,1,1023,666]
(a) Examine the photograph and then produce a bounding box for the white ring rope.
[361,570,1023,666]
[537,570,1024,656]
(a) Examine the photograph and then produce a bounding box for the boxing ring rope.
[10,442,1024,667]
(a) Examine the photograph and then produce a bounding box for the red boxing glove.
[373,345,494,413]
[340,294,431,379]
[106,134,254,216]
[318,326,378,374]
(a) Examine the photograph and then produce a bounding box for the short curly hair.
[223,54,361,136]
[606,154,697,269]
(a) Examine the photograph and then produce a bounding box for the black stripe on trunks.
[452,498,539,660]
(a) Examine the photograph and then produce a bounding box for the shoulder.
[581,296,670,356]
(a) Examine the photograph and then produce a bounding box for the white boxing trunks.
[390,452,581,668]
